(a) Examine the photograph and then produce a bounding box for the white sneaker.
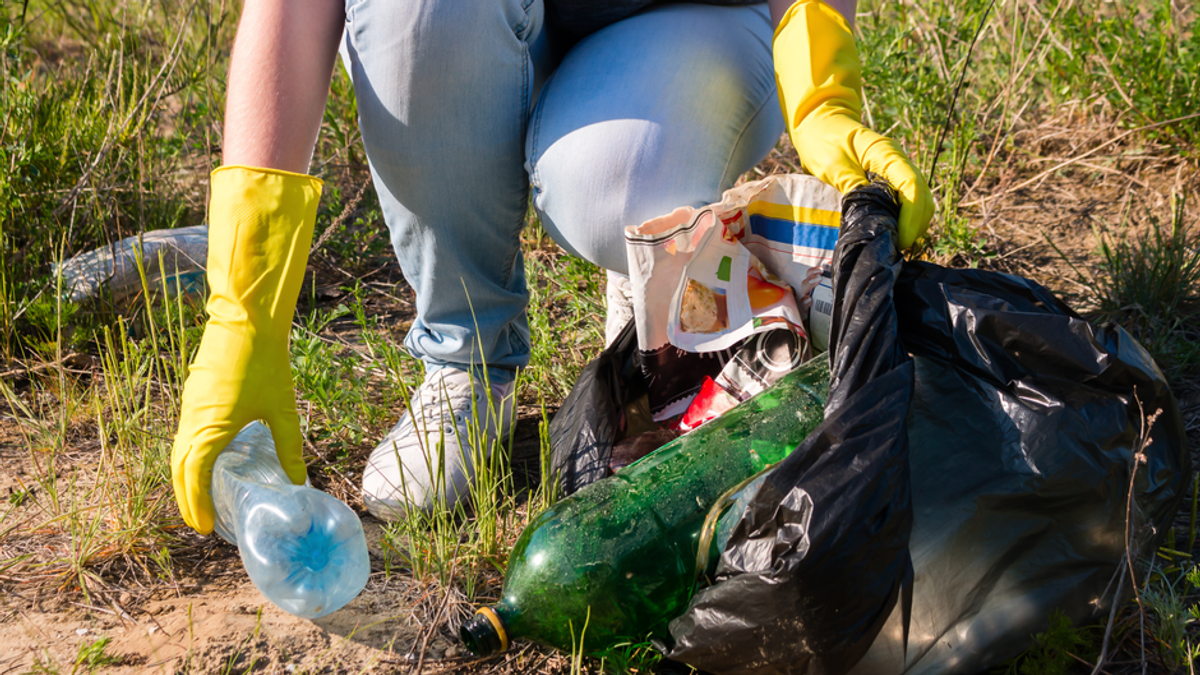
[362,368,516,519]
[605,270,634,347]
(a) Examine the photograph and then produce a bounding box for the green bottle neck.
[460,601,519,656]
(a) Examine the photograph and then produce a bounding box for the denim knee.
[526,3,782,276]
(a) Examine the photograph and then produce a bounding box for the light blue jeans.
[341,0,782,384]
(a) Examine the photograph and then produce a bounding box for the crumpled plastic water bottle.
[56,224,209,303]
[212,422,370,619]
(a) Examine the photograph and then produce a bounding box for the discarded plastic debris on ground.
[56,224,208,303]
[460,353,830,657]
[212,422,370,620]
[542,181,1189,674]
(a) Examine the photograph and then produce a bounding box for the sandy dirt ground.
[0,410,571,674]
[2,518,436,673]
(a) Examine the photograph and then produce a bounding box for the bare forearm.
[768,0,857,30]
[222,0,345,172]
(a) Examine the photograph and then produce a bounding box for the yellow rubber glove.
[774,0,934,249]
[172,166,322,534]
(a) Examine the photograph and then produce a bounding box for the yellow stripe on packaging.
[747,201,841,228]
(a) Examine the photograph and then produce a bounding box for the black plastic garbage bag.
[840,263,1189,675]
[548,313,650,494]
[666,182,915,675]
[547,184,1190,675]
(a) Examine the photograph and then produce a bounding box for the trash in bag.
[624,175,842,422]
[56,224,208,303]
[667,181,914,675]
[548,320,810,493]
[548,180,1190,674]
[462,343,832,658]
[548,315,647,494]
[550,175,843,494]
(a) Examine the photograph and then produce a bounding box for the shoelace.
[410,374,480,426]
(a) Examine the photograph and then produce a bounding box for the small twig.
[68,600,120,618]
[965,0,1068,202]
[927,0,997,188]
[108,595,136,624]
[310,178,372,256]
[301,432,358,499]
[1090,558,1127,675]
[0,354,92,379]
[961,98,1032,203]
[363,280,414,308]
[1039,232,1093,290]
[144,610,174,639]
[420,654,506,675]
[413,625,432,675]
[1077,651,1117,675]
[1091,35,1139,116]
[311,251,360,281]
[993,240,1042,261]
[1124,398,1165,674]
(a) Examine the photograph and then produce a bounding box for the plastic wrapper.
[673,376,739,432]
[624,175,839,420]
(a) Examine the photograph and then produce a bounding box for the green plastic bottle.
[460,357,831,657]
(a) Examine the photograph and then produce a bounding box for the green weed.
[532,394,560,515]
[72,636,119,674]
[25,650,59,675]
[858,0,1000,261]
[372,371,498,589]
[317,64,366,172]
[1049,1,1200,149]
[0,0,225,355]
[524,251,605,402]
[291,303,393,451]
[999,611,1090,675]
[1092,194,1200,379]
[220,609,264,675]
[0,248,186,604]
[928,116,993,266]
[1140,560,1200,672]
[569,607,593,675]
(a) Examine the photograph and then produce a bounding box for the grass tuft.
[999,611,1091,675]
[1093,193,1200,380]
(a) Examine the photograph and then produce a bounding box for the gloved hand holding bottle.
[770,0,934,249]
[171,0,344,534]
[171,166,322,534]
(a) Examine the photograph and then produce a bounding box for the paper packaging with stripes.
[624,174,842,421]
